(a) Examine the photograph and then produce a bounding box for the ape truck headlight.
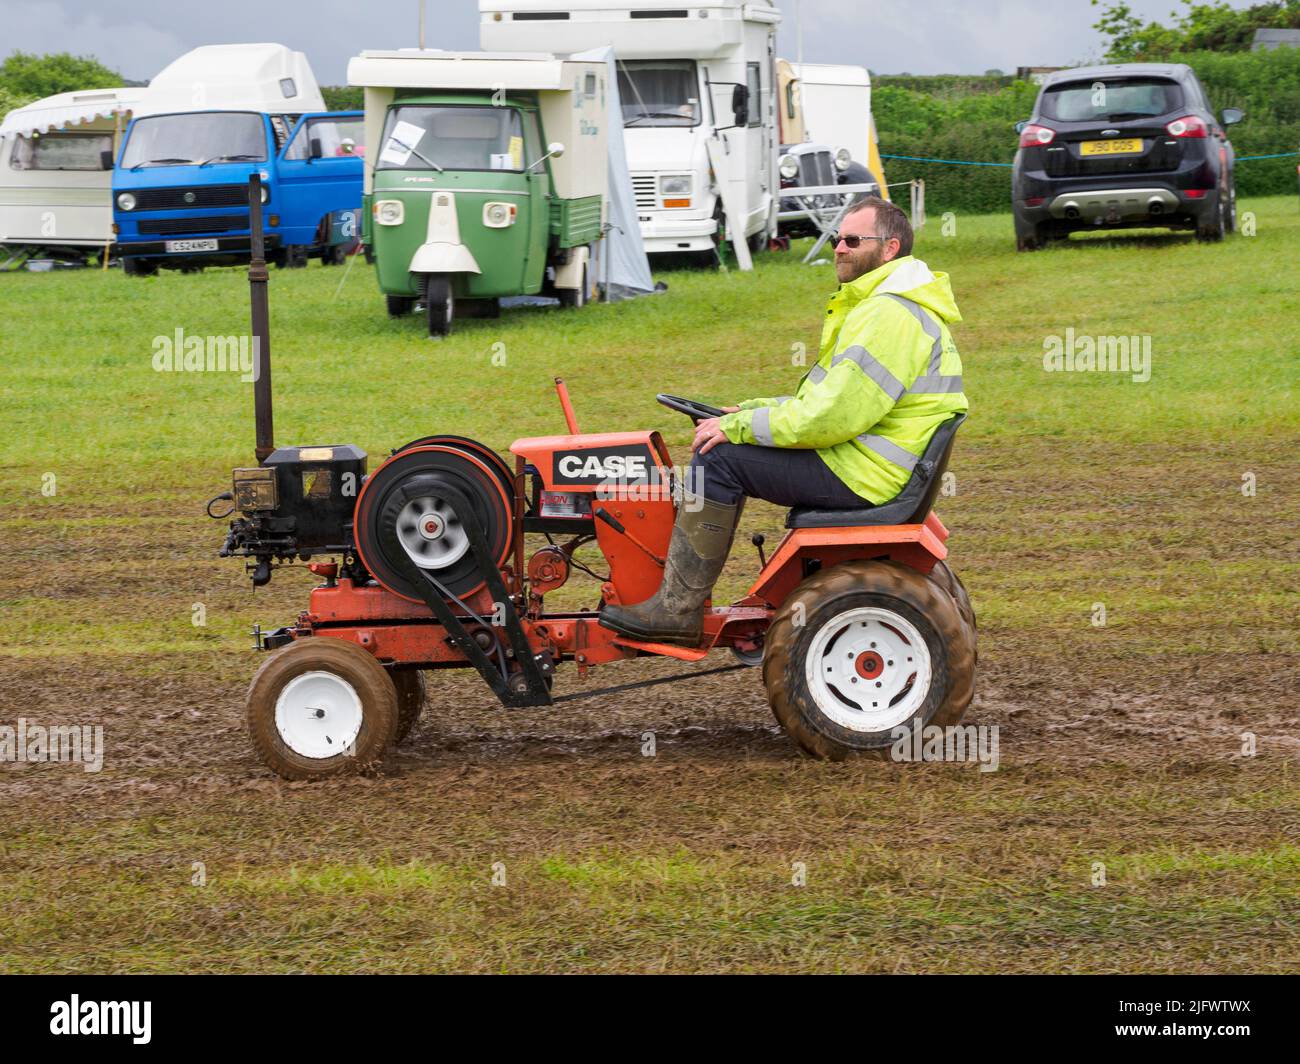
[116,192,136,211]
[778,154,799,180]
[834,147,852,172]
[660,175,692,196]
[373,199,404,226]
[482,201,516,227]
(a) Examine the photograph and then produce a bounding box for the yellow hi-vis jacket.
[719,255,968,504]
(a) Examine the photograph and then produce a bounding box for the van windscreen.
[377,106,524,172]
[120,112,267,168]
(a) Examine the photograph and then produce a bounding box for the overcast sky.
[0,0,1263,84]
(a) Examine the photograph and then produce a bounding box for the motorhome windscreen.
[119,112,267,168]
[10,131,113,171]
[1041,78,1183,122]
[618,60,701,127]
[377,106,524,172]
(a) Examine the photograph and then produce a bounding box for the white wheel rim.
[275,670,364,759]
[395,494,469,569]
[804,606,933,733]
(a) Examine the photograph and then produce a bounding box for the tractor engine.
[217,444,367,586]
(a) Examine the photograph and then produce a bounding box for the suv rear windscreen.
[1040,78,1184,123]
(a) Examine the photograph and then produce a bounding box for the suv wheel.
[1196,191,1226,243]
[1016,222,1048,252]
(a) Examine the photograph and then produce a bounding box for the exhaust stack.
[248,174,274,462]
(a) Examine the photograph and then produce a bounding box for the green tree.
[0,51,122,100]
[1092,0,1300,61]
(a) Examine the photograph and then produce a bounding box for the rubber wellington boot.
[599,493,740,646]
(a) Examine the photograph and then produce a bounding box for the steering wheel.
[656,393,726,423]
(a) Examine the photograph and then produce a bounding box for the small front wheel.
[424,273,454,337]
[390,668,426,745]
[246,638,398,780]
[763,560,975,760]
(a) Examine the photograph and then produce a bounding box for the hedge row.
[872,49,1300,214]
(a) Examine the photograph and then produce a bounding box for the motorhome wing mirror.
[732,85,749,125]
[1014,120,1028,134]
[1221,108,1244,126]
[100,149,114,170]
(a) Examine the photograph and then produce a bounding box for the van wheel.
[559,262,588,308]
[763,560,975,760]
[322,244,347,266]
[279,246,310,268]
[122,258,157,277]
[386,294,414,318]
[424,274,454,336]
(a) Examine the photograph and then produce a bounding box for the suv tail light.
[1019,123,1056,148]
[1165,115,1208,138]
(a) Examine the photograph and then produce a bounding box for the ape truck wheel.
[763,560,976,760]
[246,638,398,780]
[390,668,427,745]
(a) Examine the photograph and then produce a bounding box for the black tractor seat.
[786,412,966,529]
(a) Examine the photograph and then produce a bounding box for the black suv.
[1012,63,1243,250]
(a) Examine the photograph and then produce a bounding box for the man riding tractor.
[601,195,968,646]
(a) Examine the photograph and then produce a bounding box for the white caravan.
[790,63,872,171]
[480,0,781,269]
[0,87,144,263]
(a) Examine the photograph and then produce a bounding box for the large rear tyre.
[763,560,976,760]
[246,638,398,781]
[390,668,426,745]
[386,294,414,318]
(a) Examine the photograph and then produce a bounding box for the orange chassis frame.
[277,381,950,693]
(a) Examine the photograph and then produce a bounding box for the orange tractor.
[211,179,976,780]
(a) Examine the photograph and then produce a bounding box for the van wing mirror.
[732,85,749,125]
[1014,120,1028,134]
[100,149,114,170]
[309,136,324,160]
[1221,107,1244,126]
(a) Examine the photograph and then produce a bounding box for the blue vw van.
[112,109,365,274]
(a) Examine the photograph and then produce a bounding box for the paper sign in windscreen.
[380,120,426,166]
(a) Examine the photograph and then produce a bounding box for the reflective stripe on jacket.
[719,255,969,504]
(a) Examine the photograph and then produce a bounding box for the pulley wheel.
[354,444,515,602]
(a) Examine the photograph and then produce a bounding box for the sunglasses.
[832,233,890,249]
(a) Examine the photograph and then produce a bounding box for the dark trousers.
[688,443,868,508]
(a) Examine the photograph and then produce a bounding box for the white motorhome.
[0,87,143,263]
[481,0,781,268]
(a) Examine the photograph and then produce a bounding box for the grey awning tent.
[572,45,656,302]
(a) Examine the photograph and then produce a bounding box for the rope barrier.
[878,150,1298,167]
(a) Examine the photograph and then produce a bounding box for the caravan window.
[746,63,762,127]
[377,105,525,172]
[10,131,113,171]
[284,116,366,160]
[120,112,267,168]
[618,60,700,128]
